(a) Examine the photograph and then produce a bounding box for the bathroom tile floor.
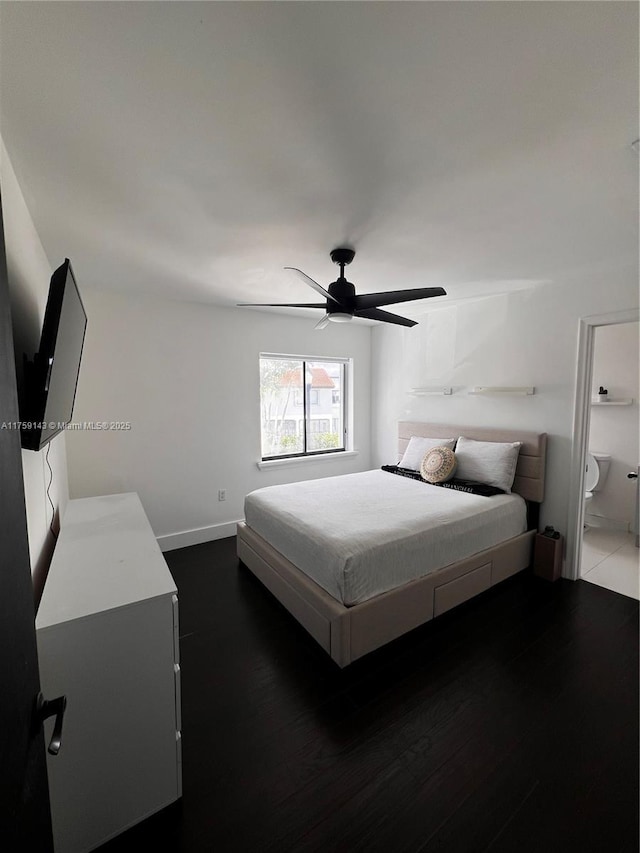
[581,527,639,600]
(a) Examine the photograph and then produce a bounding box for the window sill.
[257,450,359,470]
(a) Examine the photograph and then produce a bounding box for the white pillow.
[398,436,456,470]
[454,436,522,493]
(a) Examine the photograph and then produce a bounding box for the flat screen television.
[21,259,87,451]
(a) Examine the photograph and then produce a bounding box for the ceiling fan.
[237,248,446,329]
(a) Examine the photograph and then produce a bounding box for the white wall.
[65,290,371,549]
[0,138,69,581]
[371,267,639,551]
[587,321,639,528]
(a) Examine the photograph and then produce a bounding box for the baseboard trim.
[157,520,243,552]
[584,513,630,533]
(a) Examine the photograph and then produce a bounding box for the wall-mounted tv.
[21,259,87,451]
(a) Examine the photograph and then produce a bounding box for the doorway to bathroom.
[580,320,639,599]
[566,309,639,591]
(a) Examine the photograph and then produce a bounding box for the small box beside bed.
[237,422,547,668]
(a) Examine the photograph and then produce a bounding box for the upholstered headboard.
[398,422,547,503]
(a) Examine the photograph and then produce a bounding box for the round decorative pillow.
[420,446,457,483]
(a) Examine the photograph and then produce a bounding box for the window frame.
[259,353,349,462]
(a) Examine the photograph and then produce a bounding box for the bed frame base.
[237,521,535,668]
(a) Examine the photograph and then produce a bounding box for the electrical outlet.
[218,489,226,502]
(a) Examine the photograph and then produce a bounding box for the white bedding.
[244,469,527,606]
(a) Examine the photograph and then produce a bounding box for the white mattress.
[243,469,527,606]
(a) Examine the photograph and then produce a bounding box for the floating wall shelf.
[468,386,535,396]
[408,387,453,396]
[591,398,634,406]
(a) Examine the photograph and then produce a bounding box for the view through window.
[260,355,346,459]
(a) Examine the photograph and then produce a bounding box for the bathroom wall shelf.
[591,398,634,406]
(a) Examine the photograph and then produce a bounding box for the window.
[294,389,319,407]
[259,355,347,460]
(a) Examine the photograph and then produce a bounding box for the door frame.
[0,187,54,846]
[566,307,640,580]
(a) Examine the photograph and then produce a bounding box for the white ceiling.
[0,1,637,321]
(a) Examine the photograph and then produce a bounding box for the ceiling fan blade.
[284,267,341,305]
[354,308,417,327]
[314,314,331,330]
[237,302,326,308]
[353,287,446,311]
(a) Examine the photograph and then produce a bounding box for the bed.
[237,422,547,667]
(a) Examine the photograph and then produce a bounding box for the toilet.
[584,451,612,523]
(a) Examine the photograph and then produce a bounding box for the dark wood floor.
[98,536,639,853]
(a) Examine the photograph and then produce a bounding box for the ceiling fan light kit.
[237,248,447,329]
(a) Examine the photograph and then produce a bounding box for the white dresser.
[36,493,182,853]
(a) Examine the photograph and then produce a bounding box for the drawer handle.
[34,692,67,755]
